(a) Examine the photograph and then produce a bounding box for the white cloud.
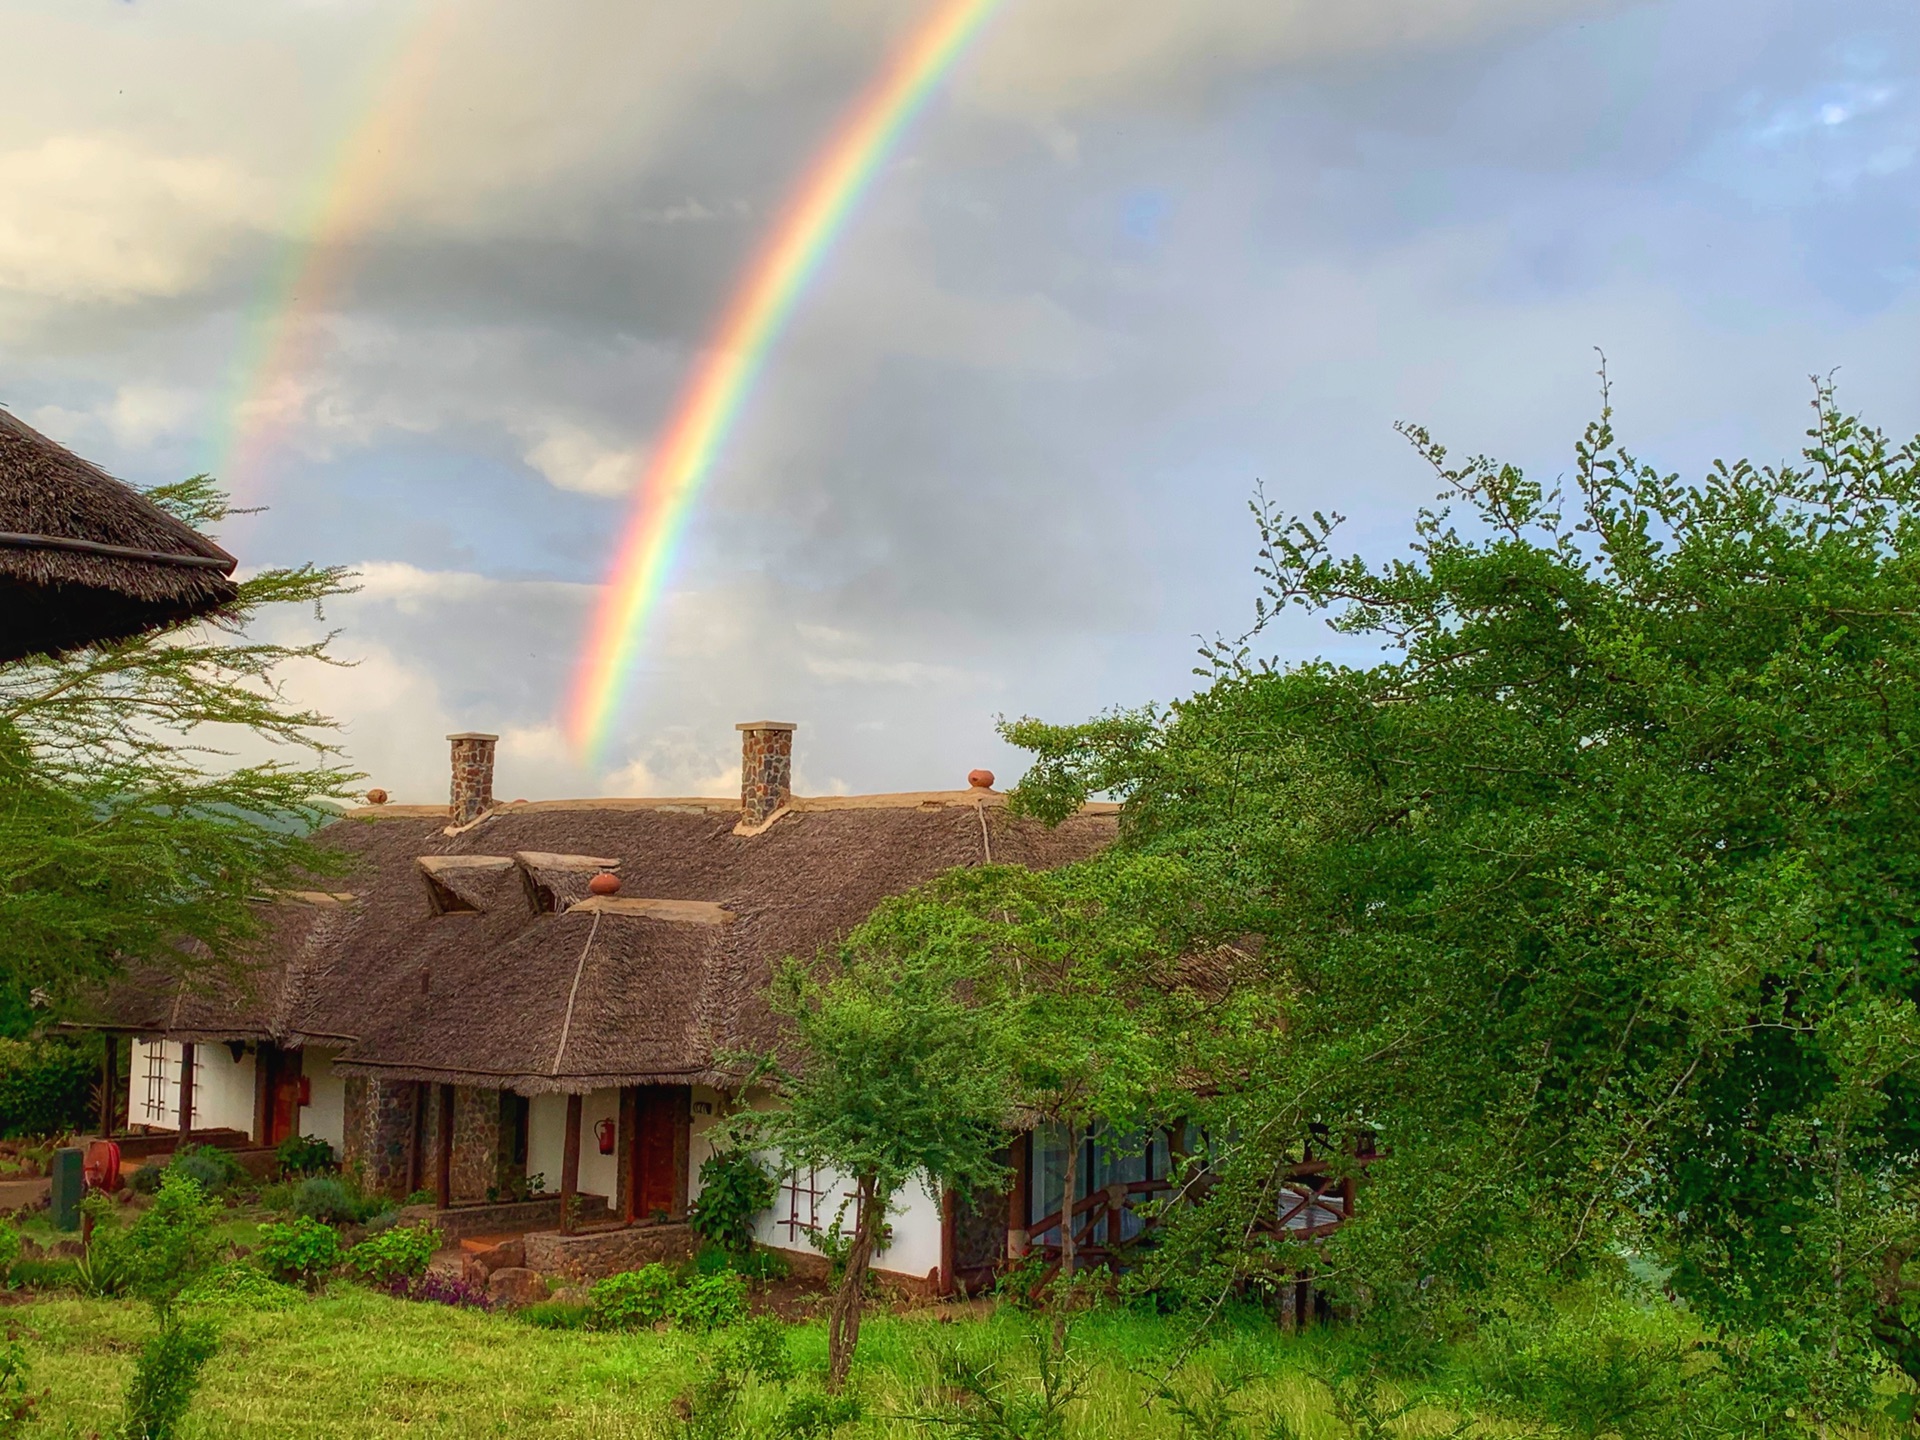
[518,419,644,497]
[0,135,261,302]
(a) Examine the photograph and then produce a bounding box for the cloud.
[0,135,261,303]
[518,419,643,497]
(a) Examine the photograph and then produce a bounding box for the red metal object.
[297,1075,312,1107]
[595,1117,616,1155]
[82,1139,121,1192]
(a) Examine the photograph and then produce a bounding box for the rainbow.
[565,0,1009,759]
[203,0,454,496]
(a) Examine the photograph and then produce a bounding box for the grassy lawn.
[6,1288,1490,1439]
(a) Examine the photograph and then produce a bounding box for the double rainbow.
[563,0,1008,759]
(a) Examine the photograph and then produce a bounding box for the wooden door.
[629,1086,687,1222]
[267,1048,304,1145]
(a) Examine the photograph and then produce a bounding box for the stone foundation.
[523,1222,698,1283]
[395,1196,565,1243]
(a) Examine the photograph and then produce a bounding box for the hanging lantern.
[595,1117,616,1155]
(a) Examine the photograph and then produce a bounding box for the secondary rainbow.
[203,0,454,496]
[565,0,1009,759]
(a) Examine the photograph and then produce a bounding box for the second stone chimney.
[737,721,796,828]
[447,732,498,825]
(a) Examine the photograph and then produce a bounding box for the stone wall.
[737,722,794,827]
[523,1222,698,1283]
[342,1076,420,1197]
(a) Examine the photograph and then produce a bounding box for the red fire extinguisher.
[595,1117,616,1155]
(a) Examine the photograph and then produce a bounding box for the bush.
[673,1271,748,1332]
[275,1134,335,1177]
[166,1145,245,1197]
[290,1175,383,1225]
[6,1258,77,1292]
[717,1314,794,1384]
[694,1241,788,1283]
[129,1164,164,1196]
[82,1174,220,1311]
[0,1224,16,1281]
[255,1216,339,1291]
[689,1149,776,1256]
[0,1329,36,1436]
[588,1263,679,1330]
[343,1224,440,1288]
[0,1037,93,1139]
[120,1314,217,1440]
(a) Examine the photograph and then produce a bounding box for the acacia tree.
[757,921,1013,1392]
[0,475,356,1014]
[1007,380,1920,1411]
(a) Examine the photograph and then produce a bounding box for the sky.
[1,0,1915,803]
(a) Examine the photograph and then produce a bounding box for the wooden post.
[1007,1131,1031,1258]
[406,1083,425,1197]
[252,1045,272,1147]
[100,1034,118,1137]
[435,1084,454,1210]
[177,1042,195,1148]
[940,1188,957,1297]
[560,1092,583,1236]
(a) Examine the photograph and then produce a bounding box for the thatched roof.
[87,793,1118,1093]
[0,408,238,662]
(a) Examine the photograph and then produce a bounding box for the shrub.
[290,1175,383,1225]
[694,1241,788,1283]
[255,1216,339,1291]
[0,1224,17,1281]
[588,1263,679,1330]
[689,1149,776,1256]
[166,1145,245,1197]
[0,1037,92,1139]
[129,1164,164,1196]
[718,1315,794,1384]
[84,1173,220,1312]
[343,1224,440,1288]
[120,1315,217,1440]
[275,1134,335,1177]
[1,1328,37,1437]
[673,1271,748,1331]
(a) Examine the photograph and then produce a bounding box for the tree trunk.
[1053,1119,1081,1353]
[826,1173,880,1394]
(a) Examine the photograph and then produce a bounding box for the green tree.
[754,920,1014,1391]
[0,475,356,1012]
[1004,378,1920,1413]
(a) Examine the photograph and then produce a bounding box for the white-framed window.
[142,1042,170,1122]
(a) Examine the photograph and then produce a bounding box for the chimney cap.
[446,732,499,741]
[734,721,797,732]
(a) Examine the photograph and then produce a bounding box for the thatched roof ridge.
[85,796,1118,1092]
[0,408,238,661]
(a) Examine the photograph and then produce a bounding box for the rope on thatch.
[0,531,237,569]
[551,909,602,1076]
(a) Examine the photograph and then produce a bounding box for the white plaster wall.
[298,1048,346,1155]
[525,1088,619,1220]
[527,1092,567,1198]
[577,1087,619,1214]
[126,1039,253,1134]
[690,1087,944,1280]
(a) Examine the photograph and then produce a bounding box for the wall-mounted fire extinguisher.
[297,1076,311,1107]
[595,1117,616,1155]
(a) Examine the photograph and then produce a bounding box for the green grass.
[1,1289,1481,1439]
[2,1286,1906,1438]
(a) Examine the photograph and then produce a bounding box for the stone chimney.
[447,732,498,825]
[737,721,796,828]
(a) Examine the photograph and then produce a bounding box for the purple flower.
[384,1274,494,1310]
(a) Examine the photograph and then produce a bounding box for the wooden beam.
[251,1045,272,1147]
[100,1034,118,1137]
[1007,1130,1031,1258]
[177,1042,195,1148]
[560,1092,583,1235]
[435,1083,454,1210]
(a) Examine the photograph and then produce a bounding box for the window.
[1028,1124,1179,1249]
[142,1042,170,1122]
